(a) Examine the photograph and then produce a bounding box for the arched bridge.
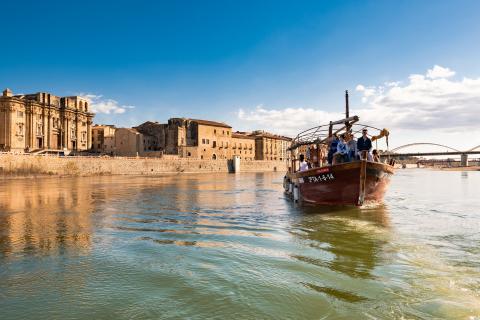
[382,142,480,166]
[389,143,461,153]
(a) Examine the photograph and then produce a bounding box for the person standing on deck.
[357,128,373,161]
[333,134,349,164]
[346,133,357,161]
[299,154,309,171]
[327,134,339,165]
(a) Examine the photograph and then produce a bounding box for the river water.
[0,170,479,319]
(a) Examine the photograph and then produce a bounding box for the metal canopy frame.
[289,115,387,151]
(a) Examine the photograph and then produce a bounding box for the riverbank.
[435,166,480,171]
[0,153,287,177]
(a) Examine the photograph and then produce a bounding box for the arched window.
[212,154,217,160]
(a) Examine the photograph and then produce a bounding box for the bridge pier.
[461,154,468,167]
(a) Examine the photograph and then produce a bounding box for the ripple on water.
[0,172,480,319]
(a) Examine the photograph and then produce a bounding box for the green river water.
[0,169,479,319]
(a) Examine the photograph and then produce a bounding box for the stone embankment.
[0,153,287,176]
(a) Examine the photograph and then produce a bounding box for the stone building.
[231,132,256,160]
[114,128,161,157]
[92,125,116,154]
[250,130,291,161]
[135,118,233,160]
[132,118,292,161]
[0,88,94,152]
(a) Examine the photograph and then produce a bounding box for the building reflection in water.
[0,178,96,258]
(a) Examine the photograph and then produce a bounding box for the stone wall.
[0,153,287,176]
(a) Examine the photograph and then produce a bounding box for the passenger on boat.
[372,149,380,162]
[346,133,357,161]
[319,144,328,167]
[327,134,339,165]
[333,134,349,164]
[299,154,309,171]
[357,129,373,161]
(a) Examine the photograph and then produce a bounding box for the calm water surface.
[0,170,479,319]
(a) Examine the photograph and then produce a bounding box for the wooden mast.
[345,90,349,118]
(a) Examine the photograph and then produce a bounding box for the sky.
[1,0,480,151]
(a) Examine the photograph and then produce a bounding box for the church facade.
[0,88,94,152]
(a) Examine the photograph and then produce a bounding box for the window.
[36,123,43,135]
[187,152,191,157]
[17,111,24,117]
[202,138,206,144]
[214,129,217,134]
[222,130,225,135]
[227,131,229,136]
[16,123,24,135]
[213,141,216,148]
[206,139,210,144]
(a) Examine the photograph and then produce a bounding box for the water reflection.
[288,205,390,305]
[0,178,95,258]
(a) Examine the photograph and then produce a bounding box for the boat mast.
[345,90,352,132]
[345,90,349,118]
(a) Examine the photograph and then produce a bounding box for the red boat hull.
[285,161,394,206]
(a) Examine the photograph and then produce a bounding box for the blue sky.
[2,0,480,149]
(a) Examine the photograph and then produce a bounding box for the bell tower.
[2,88,13,97]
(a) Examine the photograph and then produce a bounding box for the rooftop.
[188,118,232,128]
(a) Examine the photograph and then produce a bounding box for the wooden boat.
[284,91,395,206]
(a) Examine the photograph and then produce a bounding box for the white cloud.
[237,105,342,137]
[79,93,135,114]
[426,65,455,79]
[236,65,480,149]
[355,65,480,131]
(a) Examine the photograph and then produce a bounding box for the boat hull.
[285,161,394,206]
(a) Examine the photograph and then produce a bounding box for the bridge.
[380,143,480,166]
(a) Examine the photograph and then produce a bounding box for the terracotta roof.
[251,132,292,141]
[189,119,232,128]
[232,132,256,139]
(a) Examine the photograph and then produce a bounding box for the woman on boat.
[333,134,349,164]
[346,133,357,161]
[299,154,309,171]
